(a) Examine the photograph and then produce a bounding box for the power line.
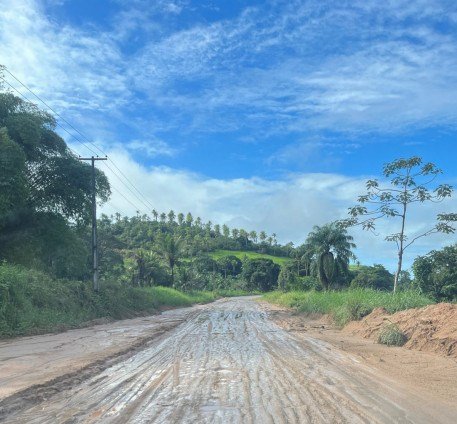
[0,68,154,216]
[0,75,99,157]
[2,67,105,156]
[1,67,156,212]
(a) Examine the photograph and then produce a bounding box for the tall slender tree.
[339,157,456,292]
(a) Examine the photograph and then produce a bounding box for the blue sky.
[1,0,456,268]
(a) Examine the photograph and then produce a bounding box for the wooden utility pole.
[79,156,107,291]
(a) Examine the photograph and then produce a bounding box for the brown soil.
[344,303,457,357]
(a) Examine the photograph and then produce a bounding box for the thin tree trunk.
[394,190,408,293]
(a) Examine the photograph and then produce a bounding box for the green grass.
[263,289,434,327]
[378,323,408,346]
[0,264,216,338]
[210,249,291,265]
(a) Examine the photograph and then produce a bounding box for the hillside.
[210,250,291,265]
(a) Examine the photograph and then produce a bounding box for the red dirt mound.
[343,303,457,358]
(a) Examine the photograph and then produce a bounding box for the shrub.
[378,324,407,346]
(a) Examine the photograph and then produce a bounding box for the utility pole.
[79,156,107,291]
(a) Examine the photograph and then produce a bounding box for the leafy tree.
[350,264,394,290]
[217,255,242,278]
[222,224,230,238]
[306,223,356,290]
[0,127,27,221]
[177,212,184,226]
[413,244,457,300]
[249,230,257,243]
[159,212,166,223]
[241,258,280,292]
[151,209,158,221]
[156,234,183,286]
[340,157,456,292]
[0,91,110,274]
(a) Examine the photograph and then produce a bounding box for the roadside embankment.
[262,289,457,358]
[0,264,216,338]
[344,303,457,357]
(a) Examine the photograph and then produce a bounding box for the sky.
[1,0,456,270]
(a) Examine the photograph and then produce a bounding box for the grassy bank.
[263,289,434,327]
[211,249,290,265]
[0,264,217,338]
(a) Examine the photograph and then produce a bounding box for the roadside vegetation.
[263,289,434,327]
[0,263,219,338]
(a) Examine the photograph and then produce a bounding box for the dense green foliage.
[413,244,457,300]
[0,263,217,337]
[0,92,110,278]
[350,264,394,290]
[263,289,434,327]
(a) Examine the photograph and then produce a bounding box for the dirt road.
[1,297,456,423]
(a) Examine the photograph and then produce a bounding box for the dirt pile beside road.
[344,303,457,357]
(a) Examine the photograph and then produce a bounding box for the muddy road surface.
[1,297,455,423]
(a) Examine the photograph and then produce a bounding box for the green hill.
[210,249,291,265]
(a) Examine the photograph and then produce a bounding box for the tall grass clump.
[378,324,408,346]
[263,288,434,327]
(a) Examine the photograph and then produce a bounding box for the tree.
[259,231,267,243]
[156,234,183,286]
[413,244,457,300]
[159,212,167,223]
[222,224,230,238]
[249,230,257,243]
[152,209,158,221]
[241,258,280,292]
[306,223,356,290]
[186,212,193,226]
[167,210,176,224]
[177,212,184,226]
[350,264,394,290]
[232,228,239,239]
[239,229,249,248]
[0,91,110,273]
[339,157,456,292]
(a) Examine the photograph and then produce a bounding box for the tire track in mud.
[1,297,455,423]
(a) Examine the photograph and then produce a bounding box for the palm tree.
[167,210,176,224]
[306,222,356,290]
[152,209,158,221]
[156,234,183,287]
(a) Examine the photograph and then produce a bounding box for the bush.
[413,244,457,301]
[378,324,407,346]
